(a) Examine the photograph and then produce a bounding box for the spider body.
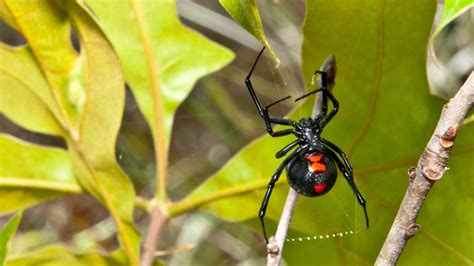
[245,48,369,243]
[286,151,337,197]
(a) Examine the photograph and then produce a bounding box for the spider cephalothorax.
[245,47,369,243]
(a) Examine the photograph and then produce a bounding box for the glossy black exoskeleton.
[286,151,337,197]
[245,47,369,243]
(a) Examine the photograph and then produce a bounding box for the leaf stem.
[129,0,168,202]
[168,179,276,217]
[132,1,169,262]
[375,71,474,265]
[0,178,82,193]
[135,196,152,212]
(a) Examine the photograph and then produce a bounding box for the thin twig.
[154,245,194,257]
[375,71,474,265]
[141,206,167,266]
[267,55,337,266]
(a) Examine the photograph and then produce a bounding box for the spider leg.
[309,71,339,128]
[270,128,300,138]
[320,138,352,173]
[259,144,309,243]
[294,71,328,112]
[245,47,302,136]
[266,95,292,109]
[245,47,266,114]
[275,139,301,158]
[294,71,338,128]
[268,117,301,130]
[321,140,369,229]
[319,87,339,129]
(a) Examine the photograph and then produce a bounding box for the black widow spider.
[245,48,369,243]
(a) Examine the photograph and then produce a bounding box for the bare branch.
[141,206,167,266]
[267,55,337,266]
[375,71,474,265]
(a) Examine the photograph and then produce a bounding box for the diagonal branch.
[375,71,474,265]
[267,55,337,266]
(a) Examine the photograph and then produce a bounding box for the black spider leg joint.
[258,144,310,243]
[294,71,338,129]
[245,47,306,243]
[304,71,368,228]
[245,48,368,244]
[245,47,302,139]
[310,72,368,227]
[320,138,369,229]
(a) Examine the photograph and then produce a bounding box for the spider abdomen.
[285,152,337,197]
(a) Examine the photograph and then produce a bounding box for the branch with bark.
[375,71,474,265]
[267,55,337,266]
[142,205,167,266]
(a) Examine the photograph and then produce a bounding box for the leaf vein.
[346,0,385,157]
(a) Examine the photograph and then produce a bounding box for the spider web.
[113,2,372,264]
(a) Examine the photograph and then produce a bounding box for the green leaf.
[6,245,127,266]
[0,134,80,214]
[0,45,64,136]
[1,1,140,263]
[2,0,80,127]
[219,0,279,64]
[66,3,140,263]
[0,212,22,266]
[85,0,234,200]
[181,1,474,264]
[430,0,474,56]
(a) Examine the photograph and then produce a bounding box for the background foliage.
[0,0,472,265]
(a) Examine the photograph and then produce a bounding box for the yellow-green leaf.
[430,0,474,56]
[0,135,79,214]
[0,212,22,266]
[66,2,140,263]
[85,0,234,201]
[180,1,474,264]
[0,0,18,29]
[1,1,140,263]
[3,0,80,127]
[7,245,127,266]
[0,45,64,136]
[219,0,279,64]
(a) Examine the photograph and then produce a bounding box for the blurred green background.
[0,1,472,265]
